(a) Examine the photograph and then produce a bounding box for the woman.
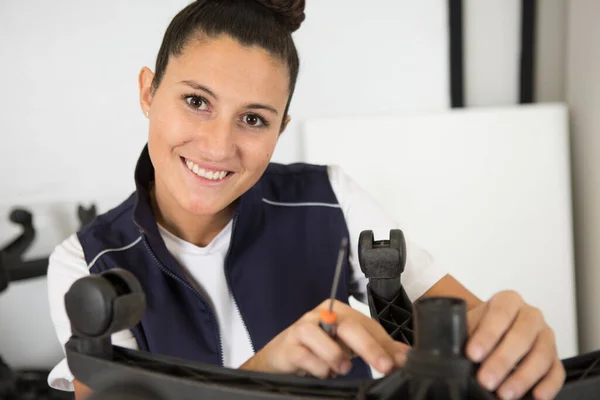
[47,1,564,399]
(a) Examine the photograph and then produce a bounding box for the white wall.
[0,1,450,369]
[464,0,521,107]
[565,0,600,353]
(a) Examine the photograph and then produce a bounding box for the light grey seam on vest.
[87,236,143,269]
[262,198,341,208]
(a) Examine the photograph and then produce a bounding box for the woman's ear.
[279,115,292,136]
[138,66,155,117]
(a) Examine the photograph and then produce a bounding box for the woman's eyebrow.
[245,103,279,116]
[179,80,218,99]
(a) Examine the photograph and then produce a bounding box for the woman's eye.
[243,114,266,127]
[185,96,208,110]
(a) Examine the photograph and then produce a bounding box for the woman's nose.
[196,117,236,161]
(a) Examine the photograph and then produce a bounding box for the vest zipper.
[224,212,256,355]
[140,234,225,366]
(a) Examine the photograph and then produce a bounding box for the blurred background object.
[0,205,95,399]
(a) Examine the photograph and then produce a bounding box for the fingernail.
[378,356,393,372]
[481,372,498,391]
[499,388,515,400]
[339,360,352,375]
[470,344,484,362]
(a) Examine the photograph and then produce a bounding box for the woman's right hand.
[239,299,410,378]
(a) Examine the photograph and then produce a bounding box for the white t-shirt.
[46,165,447,391]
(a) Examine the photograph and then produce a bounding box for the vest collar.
[132,144,159,238]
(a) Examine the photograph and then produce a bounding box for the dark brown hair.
[152,0,306,127]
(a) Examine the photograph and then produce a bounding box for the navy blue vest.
[77,145,372,380]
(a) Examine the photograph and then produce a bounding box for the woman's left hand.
[466,290,565,400]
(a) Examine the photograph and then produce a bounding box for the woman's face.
[139,34,290,218]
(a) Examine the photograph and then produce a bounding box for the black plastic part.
[368,287,414,345]
[0,204,96,294]
[9,257,48,282]
[358,229,407,302]
[1,209,35,257]
[0,206,75,400]
[0,361,73,400]
[0,356,14,397]
[65,269,146,343]
[556,350,600,399]
[78,204,98,229]
[62,237,600,399]
[0,253,8,293]
[359,230,414,345]
[402,297,476,400]
[0,207,47,295]
[67,342,377,400]
[412,297,467,358]
[0,253,49,293]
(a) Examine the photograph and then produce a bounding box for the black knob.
[65,275,117,337]
[65,269,146,339]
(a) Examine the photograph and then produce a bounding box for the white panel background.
[302,104,578,358]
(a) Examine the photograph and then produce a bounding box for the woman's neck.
[150,182,235,248]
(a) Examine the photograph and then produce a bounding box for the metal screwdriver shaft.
[320,237,349,337]
[329,237,348,312]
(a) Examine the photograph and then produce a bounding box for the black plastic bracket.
[358,230,414,345]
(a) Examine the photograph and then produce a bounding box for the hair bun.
[253,0,306,32]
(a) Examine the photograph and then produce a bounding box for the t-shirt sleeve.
[327,165,448,304]
[46,233,139,392]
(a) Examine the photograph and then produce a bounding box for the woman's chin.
[181,197,232,218]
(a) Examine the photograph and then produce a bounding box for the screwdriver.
[319,237,349,338]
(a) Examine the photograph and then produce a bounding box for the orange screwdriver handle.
[319,309,337,337]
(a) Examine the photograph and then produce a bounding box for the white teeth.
[185,159,229,181]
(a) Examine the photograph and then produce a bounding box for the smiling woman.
[45,1,564,400]
[139,33,291,245]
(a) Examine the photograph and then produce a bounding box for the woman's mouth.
[182,157,233,182]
